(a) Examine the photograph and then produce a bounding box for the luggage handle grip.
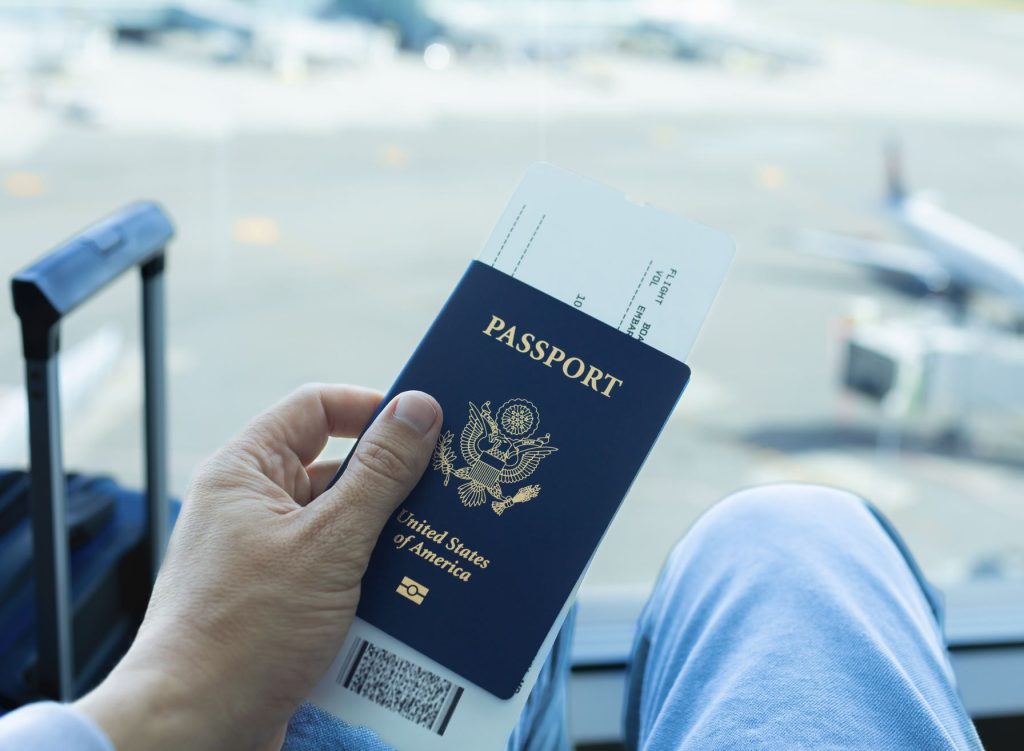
[12,202,173,360]
[9,202,174,700]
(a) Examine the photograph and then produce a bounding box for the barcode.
[337,638,464,736]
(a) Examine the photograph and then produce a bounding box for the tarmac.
[0,0,1022,597]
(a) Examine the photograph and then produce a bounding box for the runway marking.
[755,165,787,190]
[4,172,45,197]
[233,216,280,245]
[380,146,408,167]
[649,126,678,150]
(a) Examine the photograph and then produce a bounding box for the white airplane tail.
[885,138,907,205]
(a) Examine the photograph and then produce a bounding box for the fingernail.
[393,391,438,434]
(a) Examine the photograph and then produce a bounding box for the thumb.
[313,391,442,558]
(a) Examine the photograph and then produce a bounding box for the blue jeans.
[284,485,982,750]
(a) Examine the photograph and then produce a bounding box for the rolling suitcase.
[0,203,178,706]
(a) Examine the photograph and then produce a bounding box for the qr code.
[337,638,464,735]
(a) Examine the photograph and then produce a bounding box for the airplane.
[321,0,814,67]
[801,144,1024,424]
[0,1,391,72]
[802,143,1024,319]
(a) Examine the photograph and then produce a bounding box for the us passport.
[311,164,733,750]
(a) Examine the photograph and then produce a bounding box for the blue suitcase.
[0,204,179,707]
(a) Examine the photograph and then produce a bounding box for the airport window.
[1,1,1021,748]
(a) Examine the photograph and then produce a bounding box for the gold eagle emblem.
[432,398,557,516]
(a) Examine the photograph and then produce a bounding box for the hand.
[76,384,442,751]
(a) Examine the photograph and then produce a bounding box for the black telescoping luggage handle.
[10,202,174,701]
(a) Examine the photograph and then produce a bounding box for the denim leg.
[282,702,395,751]
[624,484,982,751]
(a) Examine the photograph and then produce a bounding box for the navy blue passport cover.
[346,261,690,699]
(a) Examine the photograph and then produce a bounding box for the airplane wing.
[799,229,950,293]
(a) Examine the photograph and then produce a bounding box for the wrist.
[75,651,223,751]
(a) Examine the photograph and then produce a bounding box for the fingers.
[313,391,441,556]
[243,384,383,468]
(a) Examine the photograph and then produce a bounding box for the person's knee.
[665,483,876,573]
[710,483,866,532]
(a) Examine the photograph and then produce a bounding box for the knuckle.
[295,382,322,400]
[352,434,416,487]
[282,383,323,416]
